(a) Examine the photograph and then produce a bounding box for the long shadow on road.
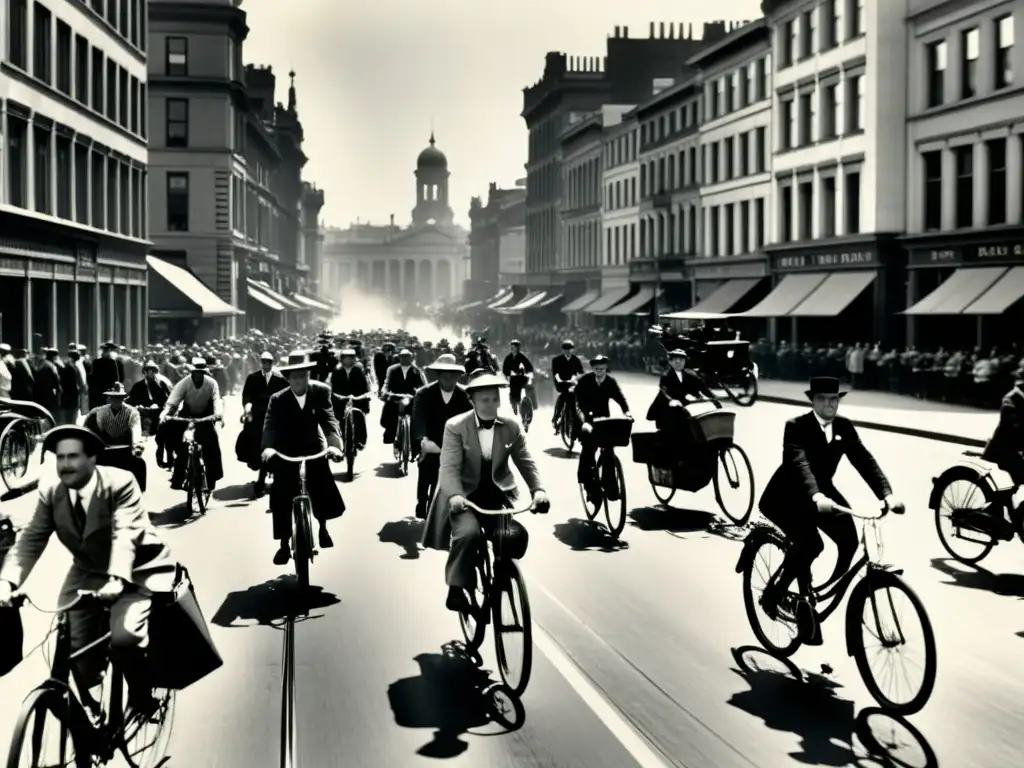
[552,518,629,552]
[930,557,1024,597]
[211,575,341,627]
[379,518,426,560]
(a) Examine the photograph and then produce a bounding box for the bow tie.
[478,419,495,430]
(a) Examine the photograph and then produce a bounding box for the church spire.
[288,70,296,112]
[429,131,435,146]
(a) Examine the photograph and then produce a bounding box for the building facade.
[321,136,466,306]
[466,182,520,301]
[498,184,526,285]
[0,0,149,352]
[754,0,908,346]
[900,0,1023,349]
[684,20,773,318]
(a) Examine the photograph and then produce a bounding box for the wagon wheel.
[721,369,758,407]
[647,464,676,506]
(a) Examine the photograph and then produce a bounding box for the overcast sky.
[240,0,761,229]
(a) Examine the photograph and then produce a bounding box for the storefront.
[148,256,242,344]
[901,228,1024,349]
[748,236,905,345]
[628,257,691,321]
[560,274,601,328]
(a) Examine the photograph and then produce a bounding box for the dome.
[417,133,447,169]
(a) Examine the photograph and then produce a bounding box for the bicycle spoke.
[858,584,929,710]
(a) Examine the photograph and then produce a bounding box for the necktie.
[478,419,495,430]
[73,493,87,529]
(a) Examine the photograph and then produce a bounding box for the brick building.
[466,182,521,302]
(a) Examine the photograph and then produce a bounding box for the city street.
[1,378,1020,768]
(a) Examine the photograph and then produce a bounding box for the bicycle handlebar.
[832,503,904,519]
[8,589,105,612]
[462,500,536,516]
[103,444,133,450]
[262,448,331,463]
[164,415,219,423]
[333,393,373,401]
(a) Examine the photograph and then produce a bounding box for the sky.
[240,0,762,230]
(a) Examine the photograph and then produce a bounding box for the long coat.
[32,360,62,415]
[422,411,543,551]
[410,381,471,459]
[236,369,288,468]
[982,385,1024,481]
[330,364,372,414]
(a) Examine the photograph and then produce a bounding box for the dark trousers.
[416,454,439,519]
[762,499,858,597]
[336,407,367,449]
[170,423,224,488]
[577,432,597,484]
[445,466,522,590]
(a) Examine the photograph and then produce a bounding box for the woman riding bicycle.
[645,348,720,451]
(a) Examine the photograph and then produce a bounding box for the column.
[125,283,133,348]
[50,281,57,346]
[107,283,115,343]
[25,118,35,210]
[973,139,987,229]
[140,283,148,346]
[85,146,93,225]
[69,133,77,217]
[24,278,33,351]
[93,280,101,348]
[25,2,34,75]
[0,104,6,206]
[1009,135,1023,224]
[72,282,80,344]
[940,147,956,230]
[49,129,57,214]
[835,170,846,237]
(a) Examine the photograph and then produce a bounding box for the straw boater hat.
[103,382,129,397]
[190,357,208,370]
[278,351,317,373]
[463,368,507,391]
[426,353,464,372]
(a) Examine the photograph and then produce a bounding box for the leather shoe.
[273,545,290,565]
[319,527,334,548]
[446,587,472,613]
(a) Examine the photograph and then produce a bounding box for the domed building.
[321,134,467,307]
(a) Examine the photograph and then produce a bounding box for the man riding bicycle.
[410,353,471,520]
[551,339,584,432]
[574,355,631,502]
[978,362,1024,538]
[82,382,147,491]
[421,369,549,613]
[159,358,225,493]
[502,339,534,416]
[330,348,372,451]
[0,425,179,718]
[261,352,346,566]
[380,348,425,444]
[758,376,904,644]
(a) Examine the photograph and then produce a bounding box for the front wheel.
[560,410,575,452]
[187,454,210,516]
[0,419,31,490]
[714,444,755,525]
[933,472,997,565]
[493,560,533,697]
[459,551,491,652]
[292,498,314,591]
[6,687,89,768]
[603,455,627,538]
[648,465,676,506]
[847,572,937,716]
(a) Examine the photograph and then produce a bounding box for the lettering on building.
[976,243,1024,259]
[775,250,875,270]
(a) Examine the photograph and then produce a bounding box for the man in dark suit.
[238,352,288,494]
[645,348,719,431]
[262,352,345,566]
[758,376,903,643]
[330,348,372,450]
[9,348,35,401]
[33,347,63,418]
[551,339,584,431]
[372,342,397,393]
[57,348,80,426]
[88,341,122,410]
[380,348,426,444]
[979,365,1024,537]
[410,354,472,520]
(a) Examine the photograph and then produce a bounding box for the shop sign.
[689,259,767,280]
[973,241,1024,260]
[908,238,1024,266]
[76,244,96,273]
[773,248,877,271]
[908,248,959,266]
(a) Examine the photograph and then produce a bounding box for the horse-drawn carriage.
[648,324,758,406]
[0,399,54,494]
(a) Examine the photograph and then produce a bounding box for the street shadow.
[379,518,425,560]
[629,505,715,535]
[148,500,199,528]
[543,447,574,459]
[727,645,856,766]
[211,575,340,627]
[930,558,1024,597]
[374,462,404,479]
[853,708,938,768]
[212,483,255,502]
[552,518,628,552]
[387,640,525,759]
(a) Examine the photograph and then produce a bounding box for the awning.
[738,273,828,317]
[665,278,761,320]
[788,271,876,317]
[456,299,485,311]
[246,279,303,310]
[583,287,632,314]
[247,285,284,311]
[146,255,242,317]
[902,267,1008,315]
[961,267,1024,314]
[561,289,600,313]
[594,287,659,316]
[500,291,546,313]
[488,289,517,310]
[534,293,563,308]
[292,294,334,313]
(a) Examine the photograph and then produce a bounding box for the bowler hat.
[667,348,688,358]
[278,351,317,373]
[426,353,464,372]
[805,376,847,399]
[338,348,357,357]
[463,368,507,391]
[42,425,105,456]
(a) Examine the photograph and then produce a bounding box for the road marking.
[532,620,675,768]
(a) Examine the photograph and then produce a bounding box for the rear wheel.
[120,683,176,768]
[493,560,533,697]
[0,419,31,490]
[933,472,997,565]
[459,551,491,652]
[714,444,755,525]
[6,687,89,768]
[648,465,676,506]
[604,455,627,538]
[741,533,802,658]
[292,498,313,591]
[721,369,758,407]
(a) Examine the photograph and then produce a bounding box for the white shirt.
[293,391,307,409]
[265,371,273,385]
[814,413,833,443]
[68,472,99,513]
[674,369,684,382]
[400,365,411,376]
[475,412,495,460]
[440,388,454,404]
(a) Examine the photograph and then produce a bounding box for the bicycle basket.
[631,431,666,466]
[591,417,633,448]
[493,517,529,561]
[689,411,735,444]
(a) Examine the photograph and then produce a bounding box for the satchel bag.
[147,566,223,690]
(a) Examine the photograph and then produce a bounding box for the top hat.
[805,376,847,399]
[278,351,317,373]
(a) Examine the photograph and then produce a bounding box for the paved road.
[1,383,1021,767]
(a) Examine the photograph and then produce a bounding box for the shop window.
[987,138,1006,225]
[780,184,793,241]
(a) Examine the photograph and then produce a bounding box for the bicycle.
[736,503,937,715]
[0,400,53,492]
[457,500,538,697]
[262,448,332,591]
[508,373,534,432]
[385,393,413,476]
[163,415,218,515]
[554,381,577,452]
[578,416,633,537]
[333,392,372,481]
[100,444,147,492]
[5,591,175,768]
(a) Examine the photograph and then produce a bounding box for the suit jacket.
[0,467,176,590]
[330,364,371,413]
[128,377,172,409]
[241,369,288,421]
[422,411,543,551]
[88,356,121,408]
[261,380,342,455]
[410,381,472,451]
[645,367,714,421]
[58,361,79,409]
[383,363,425,396]
[982,386,1024,480]
[759,411,892,517]
[9,358,34,401]
[33,360,62,413]
[551,354,584,381]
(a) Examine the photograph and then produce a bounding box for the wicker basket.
[689,410,735,444]
[591,416,633,448]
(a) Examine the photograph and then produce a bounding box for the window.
[118,0,128,38]
[781,99,794,149]
[848,75,864,132]
[725,204,735,254]
[8,0,27,69]
[756,57,768,100]
[781,19,794,67]
[962,28,979,99]
[106,157,117,230]
[724,74,734,113]
[987,138,1007,225]
[780,184,793,241]
[74,143,88,224]
[954,145,973,228]
[33,2,51,85]
[740,200,750,251]
[799,91,814,145]
[7,117,27,208]
[755,127,766,172]
[710,142,720,183]
[118,67,128,128]
[105,0,116,27]
[167,172,189,231]
[710,206,720,256]
[74,35,88,103]
[166,36,187,75]
[91,49,104,112]
[140,83,147,139]
[754,198,765,248]
[822,176,836,236]
[739,132,749,176]
[849,0,864,38]
[56,134,71,219]
[822,0,839,51]
[709,82,719,118]
[798,181,813,238]
[996,15,1014,89]
[821,83,838,138]
[742,64,752,106]
[106,60,117,120]
[800,11,814,59]
[845,171,861,234]
[119,163,129,234]
[922,151,942,230]
[130,76,139,134]
[34,125,50,214]
[926,40,946,107]
[56,20,71,94]
[724,136,734,179]
[91,151,105,228]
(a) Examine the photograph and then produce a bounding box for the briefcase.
[148,567,223,690]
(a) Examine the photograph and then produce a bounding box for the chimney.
[614,25,620,37]
[623,25,629,37]
[660,22,665,38]
[649,22,654,37]
[669,22,675,38]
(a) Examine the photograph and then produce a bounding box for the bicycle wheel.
[933,470,997,565]
[560,411,575,452]
[721,369,758,407]
[189,457,210,516]
[0,419,31,489]
[713,444,754,525]
[401,419,411,476]
[578,478,600,521]
[848,572,937,716]
[741,532,802,658]
[6,687,89,768]
[292,498,314,591]
[604,455,627,538]
[647,465,676,506]
[459,550,491,652]
[520,397,533,432]
[492,560,533,696]
[120,685,176,768]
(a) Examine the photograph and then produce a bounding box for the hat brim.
[279,362,317,373]
[102,389,128,397]
[464,375,508,391]
[427,363,465,372]
[805,389,848,399]
[42,425,105,455]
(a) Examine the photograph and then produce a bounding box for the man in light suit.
[421,369,549,613]
[0,425,179,716]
